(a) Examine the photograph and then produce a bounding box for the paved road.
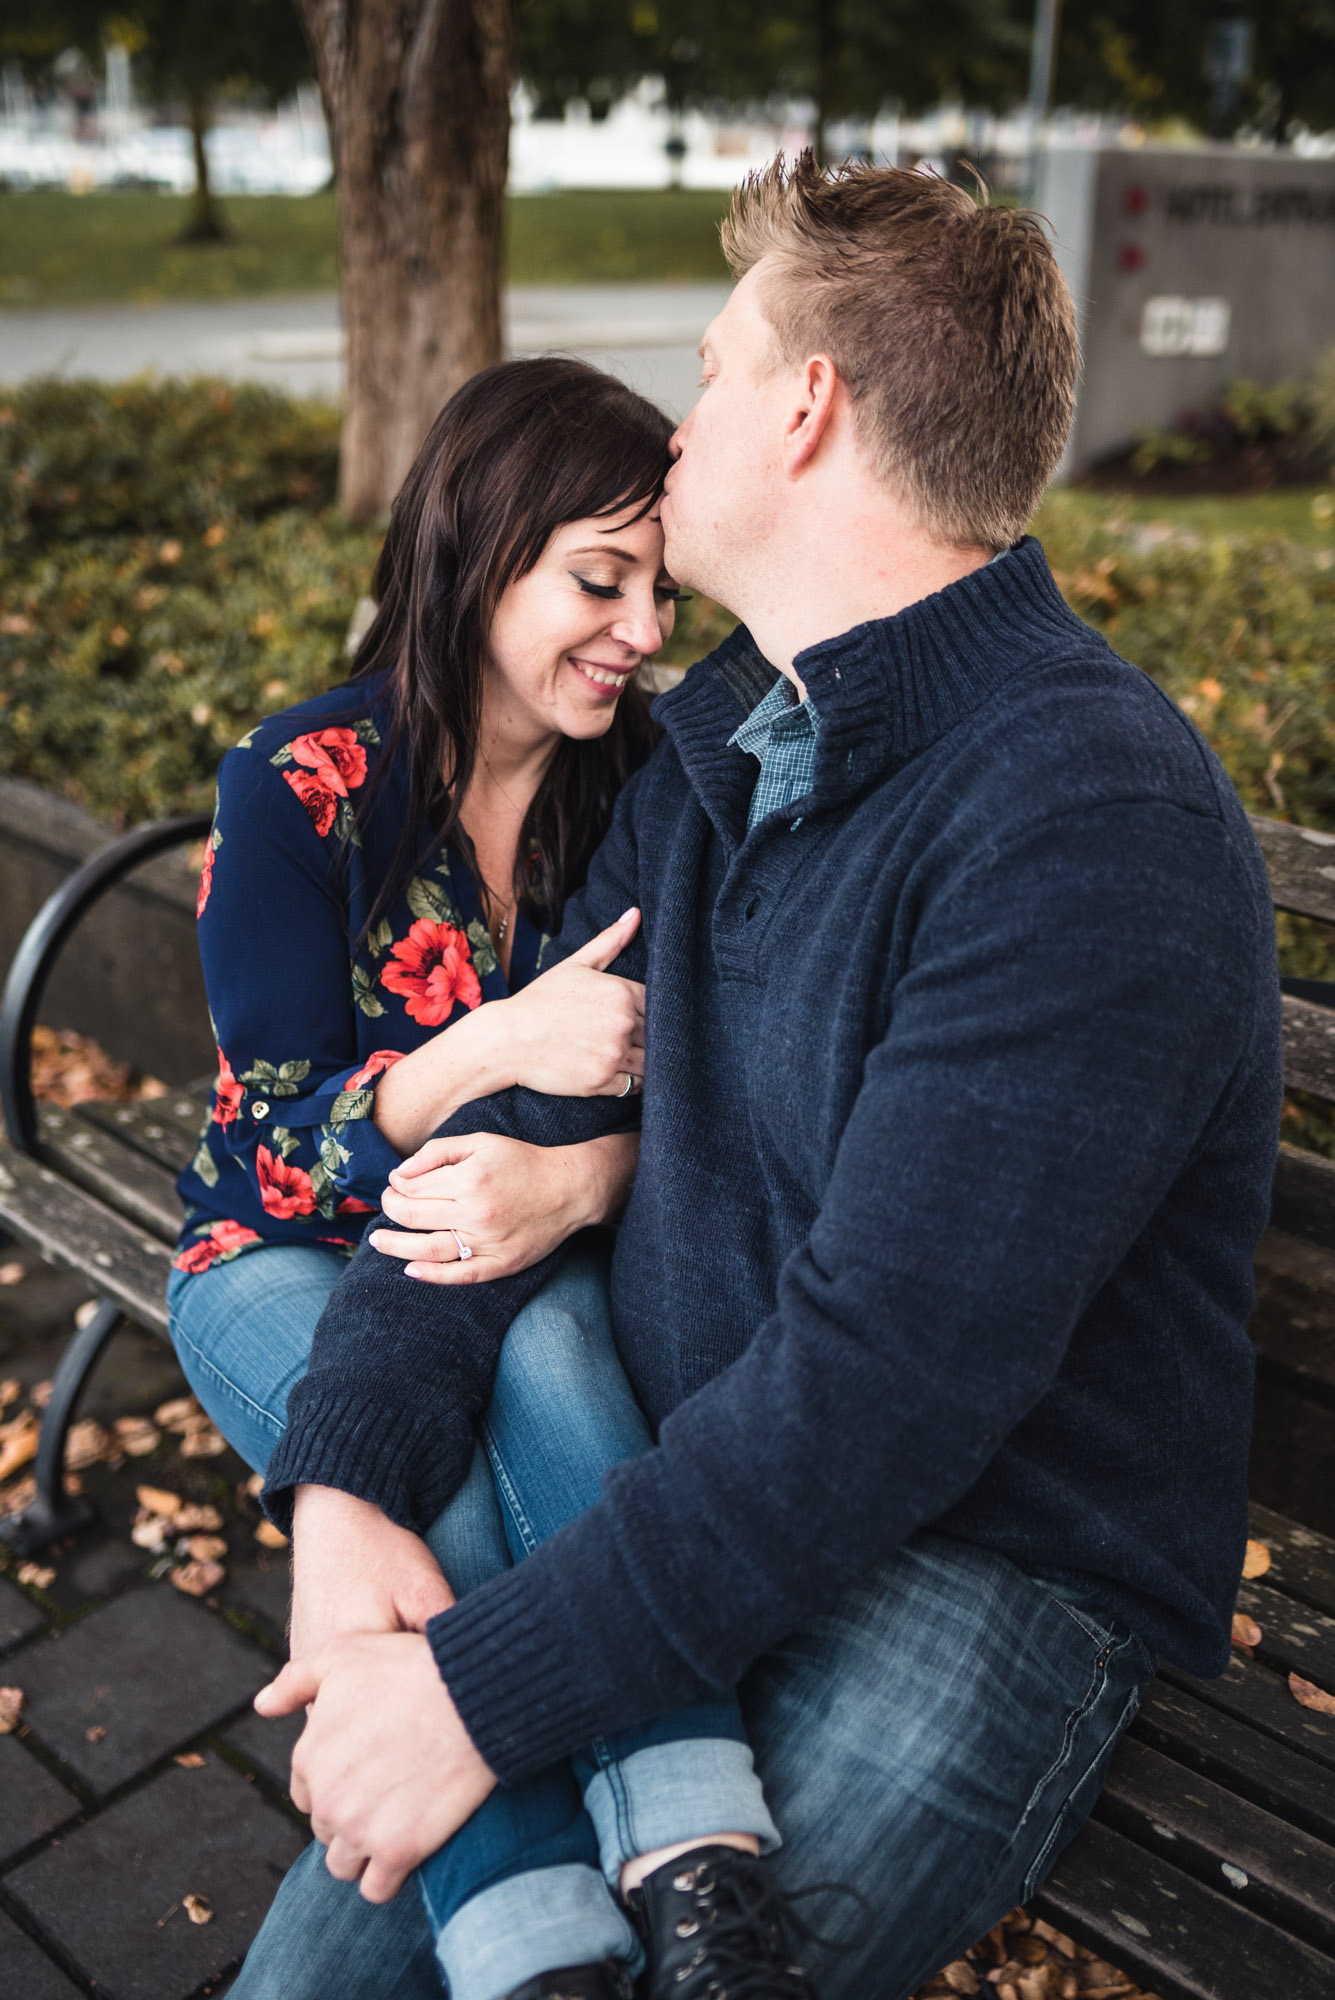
[0,283,730,420]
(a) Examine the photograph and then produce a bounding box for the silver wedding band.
[449,1228,473,1263]
[616,1073,636,1098]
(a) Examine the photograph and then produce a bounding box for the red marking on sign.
[1118,242,1146,273]
[1124,184,1150,216]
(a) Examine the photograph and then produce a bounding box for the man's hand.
[289,1485,454,1662]
[255,1631,497,1901]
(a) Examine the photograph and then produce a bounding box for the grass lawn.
[0,188,732,308]
[1037,483,1335,547]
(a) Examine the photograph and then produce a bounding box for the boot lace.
[668,1858,870,2000]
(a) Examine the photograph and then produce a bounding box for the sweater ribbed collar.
[655,535,1093,829]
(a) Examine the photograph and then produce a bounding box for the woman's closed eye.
[570,573,688,604]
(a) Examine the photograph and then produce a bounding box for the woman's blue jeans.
[167,1240,778,2000]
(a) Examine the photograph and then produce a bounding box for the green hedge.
[2,379,1333,846]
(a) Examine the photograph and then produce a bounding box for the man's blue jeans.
[168,1241,777,2000]
[170,1246,1154,2000]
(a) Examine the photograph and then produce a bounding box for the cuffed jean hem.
[582,1737,781,1885]
[424,1863,640,2000]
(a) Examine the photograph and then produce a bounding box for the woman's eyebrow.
[567,545,640,562]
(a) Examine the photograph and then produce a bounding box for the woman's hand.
[491,906,646,1099]
[371,1129,640,1283]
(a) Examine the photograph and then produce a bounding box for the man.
[248,156,1281,1999]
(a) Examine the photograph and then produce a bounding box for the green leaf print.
[353,719,382,748]
[308,1155,339,1221]
[466,920,499,979]
[238,1057,310,1098]
[406,875,460,928]
[328,1088,375,1126]
[351,963,385,1018]
[190,1137,219,1188]
[269,743,293,769]
[366,917,395,958]
[267,1125,302,1160]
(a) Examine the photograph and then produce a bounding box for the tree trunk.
[177,82,228,245]
[297,0,514,523]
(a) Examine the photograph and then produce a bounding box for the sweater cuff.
[262,1381,473,1538]
[427,1561,620,1782]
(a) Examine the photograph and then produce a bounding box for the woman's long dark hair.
[351,356,673,938]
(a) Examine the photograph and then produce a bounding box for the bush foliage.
[2,379,1333,1150]
[2,380,1334,842]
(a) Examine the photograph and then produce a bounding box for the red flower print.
[337,1196,377,1215]
[257,1145,317,1220]
[213,1047,243,1126]
[172,1217,261,1272]
[196,842,215,918]
[284,767,338,837]
[344,1049,405,1091]
[173,1237,219,1274]
[210,1218,261,1254]
[289,728,368,798]
[380,920,482,1026]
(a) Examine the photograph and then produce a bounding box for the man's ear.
[782,354,841,478]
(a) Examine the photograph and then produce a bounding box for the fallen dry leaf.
[254,1520,288,1549]
[185,1534,228,1563]
[942,1963,980,1995]
[183,1893,213,1925]
[175,1503,223,1533]
[179,1425,227,1459]
[113,1415,161,1457]
[174,1752,206,1769]
[131,1517,169,1550]
[0,1262,23,1286]
[136,1485,182,1518]
[74,1300,101,1330]
[0,1379,20,1409]
[0,1687,23,1734]
[0,1477,36,1520]
[84,1724,105,1744]
[1231,1612,1262,1649]
[16,1562,54,1589]
[169,1560,225,1598]
[0,1410,39,1483]
[30,1380,52,1408]
[244,1471,264,1498]
[154,1396,201,1430]
[1289,1672,1335,1716]
[1242,1539,1272,1580]
[64,1419,114,1471]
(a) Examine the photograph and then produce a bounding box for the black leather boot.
[503,1961,635,2000]
[626,1845,822,2000]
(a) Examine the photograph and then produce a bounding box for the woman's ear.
[782,354,841,479]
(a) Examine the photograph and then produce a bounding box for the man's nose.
[666,424,685,461]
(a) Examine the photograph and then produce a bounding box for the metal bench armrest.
[0,813,212,1155]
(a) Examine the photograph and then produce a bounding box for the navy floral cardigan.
[173,673,544,1276]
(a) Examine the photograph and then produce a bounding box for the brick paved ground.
[0,1244,305,1999]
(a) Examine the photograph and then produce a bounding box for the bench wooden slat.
[1248,1503,1335,1621]
[1249,815,1335,927]
[36,1105,184,1247]
[1249,1234,1335,1412]
[0,1138,171,1338]
[1133,1679,1335,1847]
[1282,993,1335,1102]
[1268,1144,1335,1253]
[1034,1815,1335,2000]
[1234,1578,1335,1689]
[1094,1734,1335,1953]
[75,1091,207,1178]
[1162,1652,1335,1776]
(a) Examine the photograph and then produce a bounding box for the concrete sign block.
[1035,145,1335,475]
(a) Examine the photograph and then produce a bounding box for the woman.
[167,359,793,2000]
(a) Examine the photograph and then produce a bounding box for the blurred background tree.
[1055,1,1335,144]
[295,0,512,522]
[0,2,313,242]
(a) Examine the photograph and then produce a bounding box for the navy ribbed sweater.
[265,537,1282,1786]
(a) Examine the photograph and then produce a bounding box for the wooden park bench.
[1,807,1334,2000]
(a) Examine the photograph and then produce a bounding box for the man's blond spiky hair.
[721,154,1078,550]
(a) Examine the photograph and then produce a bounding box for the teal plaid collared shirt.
[728,674,822,830]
